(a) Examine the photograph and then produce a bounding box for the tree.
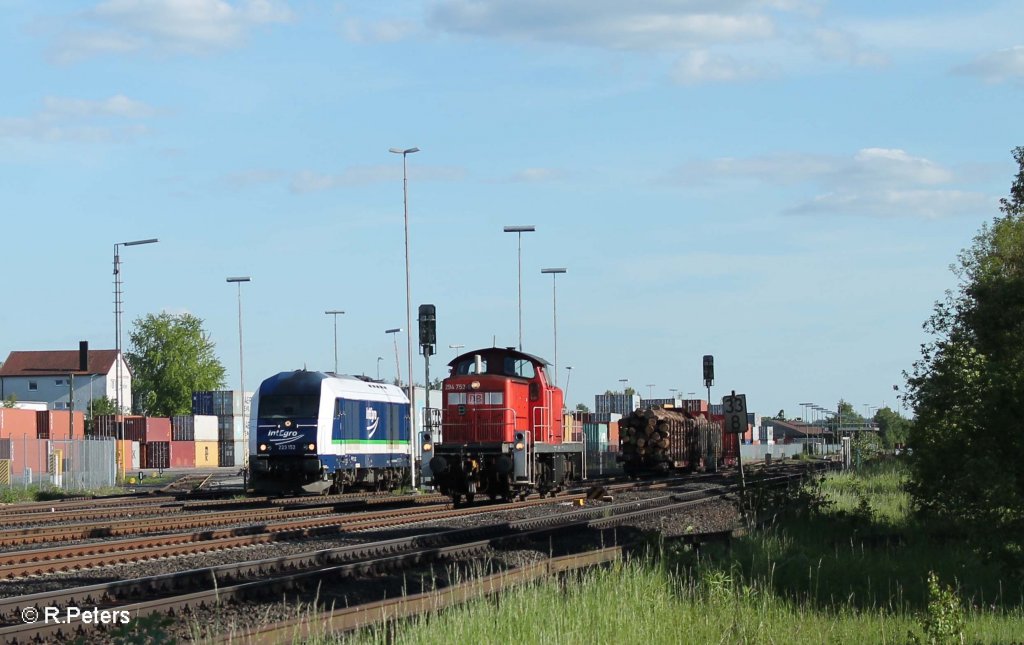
[127,312,226,417]
[873,406,911,448]
[575,403,590,413]
[2,394,15,408]
[775,409,786,421]
[906,146,1024,555]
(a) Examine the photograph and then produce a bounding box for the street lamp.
[390,146,419,455]
[113,237,158,415]
[503,225,536,350]
[564,366,573,409]
[325,310,345,374]
[540,267,566,385]
[385,328,402,385]
[377,357,383,380]
[799,402,813,424]
[619,378,629,393]
[448,343,464,358]
[226,276,251,471]
[646,384,656,400]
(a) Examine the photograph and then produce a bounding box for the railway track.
[0,482,745,643]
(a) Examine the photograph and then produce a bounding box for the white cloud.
[289,165,467,193]
[806,27,887,67]
[428,0,781,50]
[666,148,990,218]
[509,168,567,183]
[787,189,994,219]
[671,49,767,84]
[0,95,156,143]
[51,0,292,62]
[342,18,418,44]
[42,94,156,119]
[955,46,1024,84]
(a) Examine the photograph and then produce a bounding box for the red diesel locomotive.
[424,347,583,504]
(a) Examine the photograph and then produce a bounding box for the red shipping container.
[0,409,38,439]
[36,411,85,440]
[170,441,195,468]
[144,417,172,443]
[9,436,48,480]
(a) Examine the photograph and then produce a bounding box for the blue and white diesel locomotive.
[248,370,411,494]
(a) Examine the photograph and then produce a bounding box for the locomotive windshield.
[452,355,536,379]
[257,394,320,418]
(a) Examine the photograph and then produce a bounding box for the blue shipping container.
[192,391,214,415]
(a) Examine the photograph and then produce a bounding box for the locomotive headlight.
[308,443,316,451]
[259,443,268,452]
[284,420,293,428]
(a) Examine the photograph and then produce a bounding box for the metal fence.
[0,437,116,491]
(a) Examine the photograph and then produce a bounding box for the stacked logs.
[618,407,721,473]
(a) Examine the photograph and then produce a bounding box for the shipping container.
[217,415,244,442]
[192,391,214,416]
[144,417,172,443]
[608,420,620,447]
[212,390,252,417]
[681,399,709,414]
[194,415,218,442]
[233,440,245,465]
[171,415,195,442]
[217,440,234,467]
[8,436,48,482]
[195,441,219,467]
[36,410,86,440]
[170,441,196,468]
[0,409,38,438]
[142,441,170,469]
[583,422,609,452]
[123,416,146,442]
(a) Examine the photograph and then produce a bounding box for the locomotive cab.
[429,347,582,505]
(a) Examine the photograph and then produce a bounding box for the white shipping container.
[194,415,219,442]
[766,425,775,445]
[131,441,141,469]
[234,440,247,465]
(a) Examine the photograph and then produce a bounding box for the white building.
[0,349,131,413]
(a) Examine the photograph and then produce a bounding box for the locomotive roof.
[447,347,550,368]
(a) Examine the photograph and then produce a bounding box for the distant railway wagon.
[425,347,584,504]
[617,407,739,476]
[248,370,411,495]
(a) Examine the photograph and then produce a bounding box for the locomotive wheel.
[465,493,475,504]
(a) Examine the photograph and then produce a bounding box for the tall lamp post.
[376,357,383,380]
[227,277,251,473]
[385,328,402,385]
[448,343,464,358]
[646,384,656,400]
[540,267,566,385]
[390,146,420,459]
[325,310,345,373]
[564,366,573,410]
[503,225,535,350]
[113,237,158,415]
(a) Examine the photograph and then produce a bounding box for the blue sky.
[2,0,1021,420]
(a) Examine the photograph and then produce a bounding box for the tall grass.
[322,460,1024,645]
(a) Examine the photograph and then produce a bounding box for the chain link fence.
[0,437,116,491]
